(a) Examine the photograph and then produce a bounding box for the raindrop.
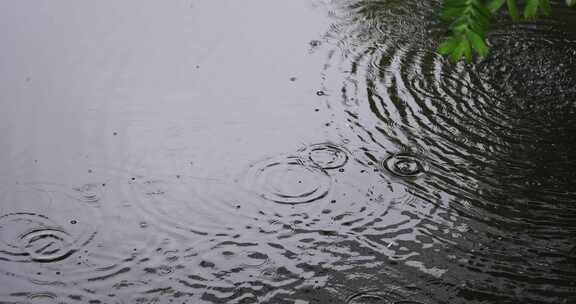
[27,292,58,304]
[0,213,94,263]
[346,293,386,304]
[19,228,75,263]
[242,156,332,205]
[383,155,426,177]
[72,184,103,204]
[307,143,349,170]
[316,90,326,96]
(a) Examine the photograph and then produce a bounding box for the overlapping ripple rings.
[0,185,97,267]
[320,0,576,302]
[242,155,332,205]
[306,143,350,170]
[0,179,168,300]
[0,213,85,263]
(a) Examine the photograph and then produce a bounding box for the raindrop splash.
[242,156,332,205]
[306,143,350,170]
[383,155,426,178]
[0,213,93,263]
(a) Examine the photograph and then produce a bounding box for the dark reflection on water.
[1,0,576,303]
[320,0,576,303]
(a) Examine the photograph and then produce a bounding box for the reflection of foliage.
[438,0,576,61]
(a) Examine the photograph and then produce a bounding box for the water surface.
[1,0,575,303]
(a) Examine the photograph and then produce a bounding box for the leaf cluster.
[438,0,575,61]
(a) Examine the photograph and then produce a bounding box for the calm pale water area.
[1,1,575,303]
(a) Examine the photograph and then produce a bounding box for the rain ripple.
[320,0,576,302]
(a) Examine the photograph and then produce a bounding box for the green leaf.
[539,0,550,16]
[507,0,520,21]
[450,38,472,61]
[567,0,576,7]
[438,0,496,61]
[467,31,489,57]
[438,37,460,55]
[487,0,506,13]
[524,0,540,19]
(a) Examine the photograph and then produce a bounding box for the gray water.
[1,1,575,303]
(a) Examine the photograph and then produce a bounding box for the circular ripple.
[347,293,386,304]
[28,293,57,304]
[322,1,576,303]
[0,213,92,263]
[306,143,350,170]
[383,155,426,178]
[71,183,103,204]
[242,156,332,205]
[0,181,167,287]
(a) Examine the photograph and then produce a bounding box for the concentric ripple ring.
[0,213,93,263]
[306,143,350,170]
[242,156,332,205]
[383,155,427,178]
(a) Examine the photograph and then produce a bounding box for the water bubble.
[242,156,332,205]
[307,143,349,170]
[383,155,426,177]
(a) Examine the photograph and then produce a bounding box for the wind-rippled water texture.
[1,0,575,303]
